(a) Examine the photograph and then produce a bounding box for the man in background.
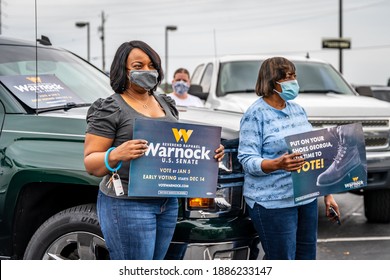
[167,68,204,107]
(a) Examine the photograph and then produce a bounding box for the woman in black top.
[84,40,224,260]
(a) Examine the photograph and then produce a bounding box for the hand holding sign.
[129,119,222,198]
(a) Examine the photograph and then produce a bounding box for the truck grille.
[310,119,389,128]
[364,138,389,148]
[309,119,390,150]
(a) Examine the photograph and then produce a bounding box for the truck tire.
[364,190,390,223]
[23,204,109,260]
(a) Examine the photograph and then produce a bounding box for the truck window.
[215,60,355,96]
[191,64,205,85]
[0,45,112,109]
[199,63,213,93]
[295,62,355,95]
[217,61,260,96]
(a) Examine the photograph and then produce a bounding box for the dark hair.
[173,68,190,79]
[110,40,164,93]
[255,57,296,97]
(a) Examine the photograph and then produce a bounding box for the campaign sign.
[129,119,222,198]
[285,123,367,203]
[0,74,83,109]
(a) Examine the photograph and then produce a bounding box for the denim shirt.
[238,97,314,209]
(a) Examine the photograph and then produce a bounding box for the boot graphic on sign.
[316,125,361,187]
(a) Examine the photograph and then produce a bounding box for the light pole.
[75,21,90,62]
[99,11,106,72]
[165,25,177,92]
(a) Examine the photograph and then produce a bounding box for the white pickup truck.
[189,55,390,223]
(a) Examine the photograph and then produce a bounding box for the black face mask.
[128,70,158,91]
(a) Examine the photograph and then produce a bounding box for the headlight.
[187,188,231,211]
[186,146,244,218]
[188,198,215,209]
[218,146,242,175]
[186,184,243,218]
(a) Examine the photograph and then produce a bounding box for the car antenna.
[37,35,52,46]
[306,52,310,59]
[213,29,218,59]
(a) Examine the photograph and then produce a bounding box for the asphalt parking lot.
[256,192,390,260]
[317,192,390,260]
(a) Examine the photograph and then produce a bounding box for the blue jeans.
[97,191,178,260]
[247,199,318,260]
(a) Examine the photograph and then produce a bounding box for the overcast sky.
[2,0,390,85]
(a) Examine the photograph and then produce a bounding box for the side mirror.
[355,86,373,97]
[188,84,208,100]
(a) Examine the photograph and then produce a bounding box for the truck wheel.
[23,204,109,260]
[364,190,390,223]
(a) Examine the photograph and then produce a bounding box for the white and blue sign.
[0,74,83,109]
[129,118,222,198]
[285,123,367,203]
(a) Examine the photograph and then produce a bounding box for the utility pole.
[99,11,106,72]
[322,0,350,71]
[322,0,350,72]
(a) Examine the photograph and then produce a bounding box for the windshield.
[216,60,355,96]
[217,61,259,96]
[0,44,112,110]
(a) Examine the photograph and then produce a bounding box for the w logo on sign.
[172,128,193,143]
[26,76,42,83]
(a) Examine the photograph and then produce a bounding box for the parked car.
[0,36,258,260]
[354,85,390,103]
[190,55,390,223]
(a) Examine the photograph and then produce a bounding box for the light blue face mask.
[274,79,300,101]
[173,80,190,95]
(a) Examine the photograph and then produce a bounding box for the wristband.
[104,147,122,172]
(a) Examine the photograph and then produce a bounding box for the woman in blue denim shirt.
[238,57,340,260]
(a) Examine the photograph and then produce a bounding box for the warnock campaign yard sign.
[0,74,83,108]
[285,123,367,203]
[129,119,222,198]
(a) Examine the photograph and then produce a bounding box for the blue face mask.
[173,80,190,95]
[274,79,300,101]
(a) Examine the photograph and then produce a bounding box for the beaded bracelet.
[104,147,122,172]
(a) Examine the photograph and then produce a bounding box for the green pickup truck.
[0,36,258,260]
